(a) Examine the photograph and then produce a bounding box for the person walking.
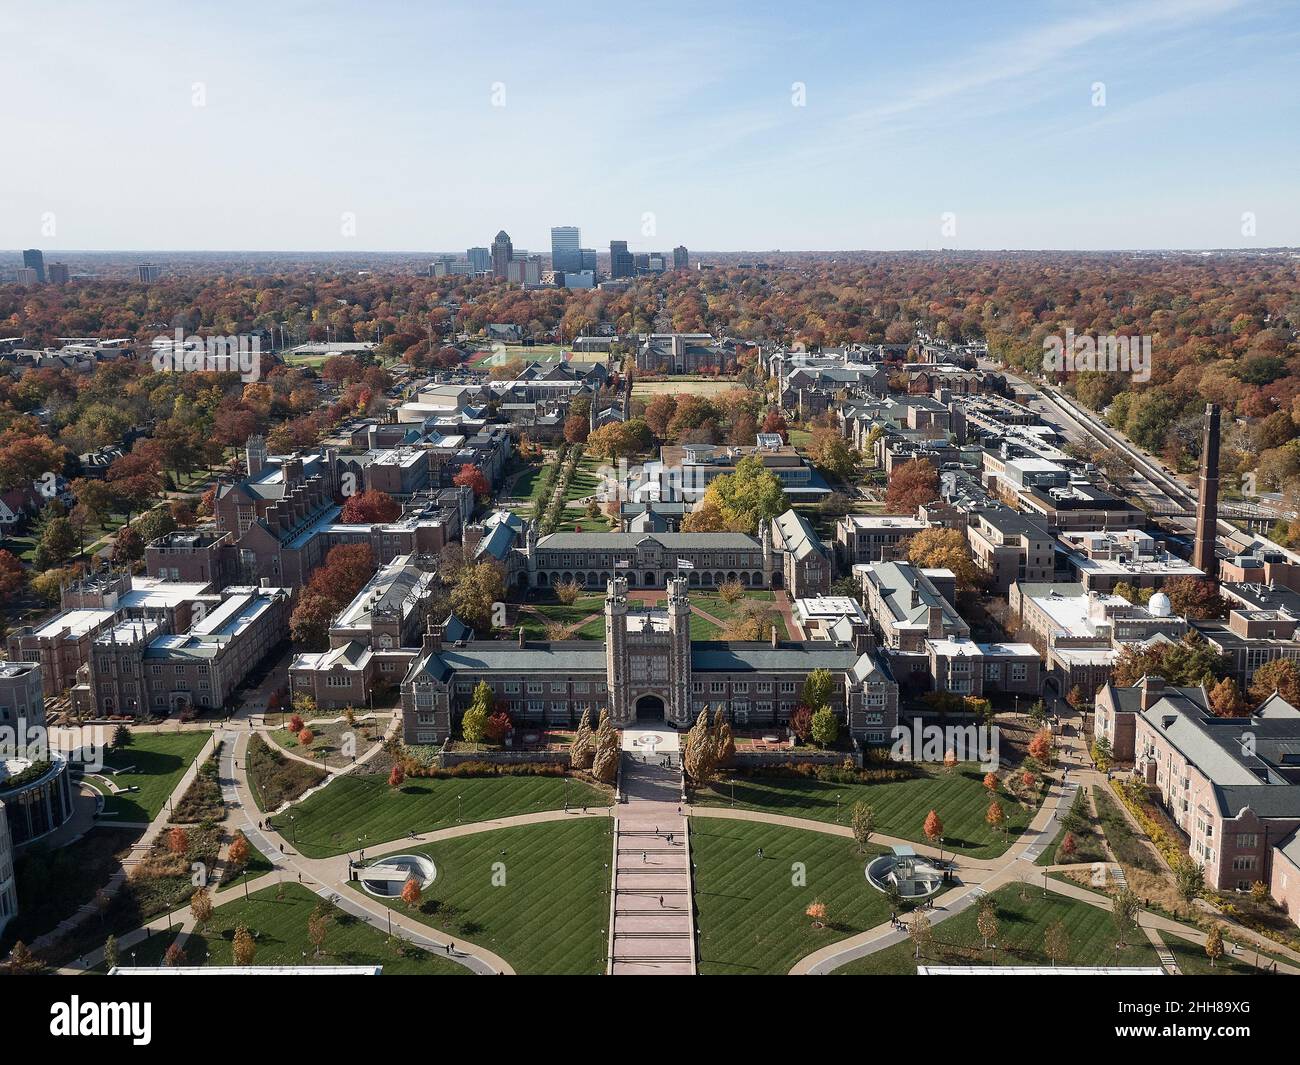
[641,850,647,863]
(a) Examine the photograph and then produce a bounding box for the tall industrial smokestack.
[1193,403,1220,576]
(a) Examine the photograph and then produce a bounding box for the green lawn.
[832,884,1161,974]
[694,765,1036,859]
[689,613,724,639]
[554,512,615,533]
[691,819,893,975]
[110,883,467,974]
[1163,933,1278,976]
[354,818,611,974]
[518,596,605,638]
[507,462,546,503]
[99,731,213,822]
[272,773,611,858]
[563,466,603,502]
[270,716,384,769]
[690,589,775,618]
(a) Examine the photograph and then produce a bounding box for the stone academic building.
[402,577,898,745]
[520,514,829,595]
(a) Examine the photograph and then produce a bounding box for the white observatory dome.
[1147,591,1172,618]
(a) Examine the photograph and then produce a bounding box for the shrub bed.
[398,758,569,779]
[171,743,225,823]
[726,761,919,786]
[1093,786,1162,873]
[246,734,327,812]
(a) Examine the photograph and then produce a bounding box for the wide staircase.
[609,754,695,974]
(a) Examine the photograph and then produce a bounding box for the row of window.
[450,678,821,696]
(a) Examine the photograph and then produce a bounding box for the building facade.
[401,577,898,744]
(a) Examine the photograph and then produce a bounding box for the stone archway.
[635,694,666,723]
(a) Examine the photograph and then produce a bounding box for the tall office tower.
[47,262,70,284]
[609,240,634,279]
[137,263,163,282]
[22,249,45,283]
[579,248,597,272]
[467,247,491,272]
[634,253,650,274]
[673,245,689,270]
[491,231,513,278]
[550,226,581,273]
[1193,403,1220,577]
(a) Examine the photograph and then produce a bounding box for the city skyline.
[2,0,1297,252]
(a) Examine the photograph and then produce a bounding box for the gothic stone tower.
[605,577,630,724]
[1193,403,1220,577]
[666,576,692,727]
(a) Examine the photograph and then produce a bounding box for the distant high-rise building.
[507,257,542,285]
[609,240,634,279]
[22,249,45,283]
[579,248,597,273]
[467,247,491,272]
[491,231,513,279]
[138,263,163,283]
[47,262,70,285]
[550,226,581,273]
[14,268,39,285]
[673,245,689,270]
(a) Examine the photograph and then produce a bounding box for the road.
[983,359,1285,537]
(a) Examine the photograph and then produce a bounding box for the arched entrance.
[635,694,666,723]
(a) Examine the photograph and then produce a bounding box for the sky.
[2,0,1298,252]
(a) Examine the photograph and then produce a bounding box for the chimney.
[1193,403,1220,576]
[927,605,944,638]
[1139,674,1166,710]
[423,617,442,653]
[245,434,267,478]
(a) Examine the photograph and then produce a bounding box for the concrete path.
[610,755,694,974]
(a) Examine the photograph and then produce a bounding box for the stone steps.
[609,752,695,975]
